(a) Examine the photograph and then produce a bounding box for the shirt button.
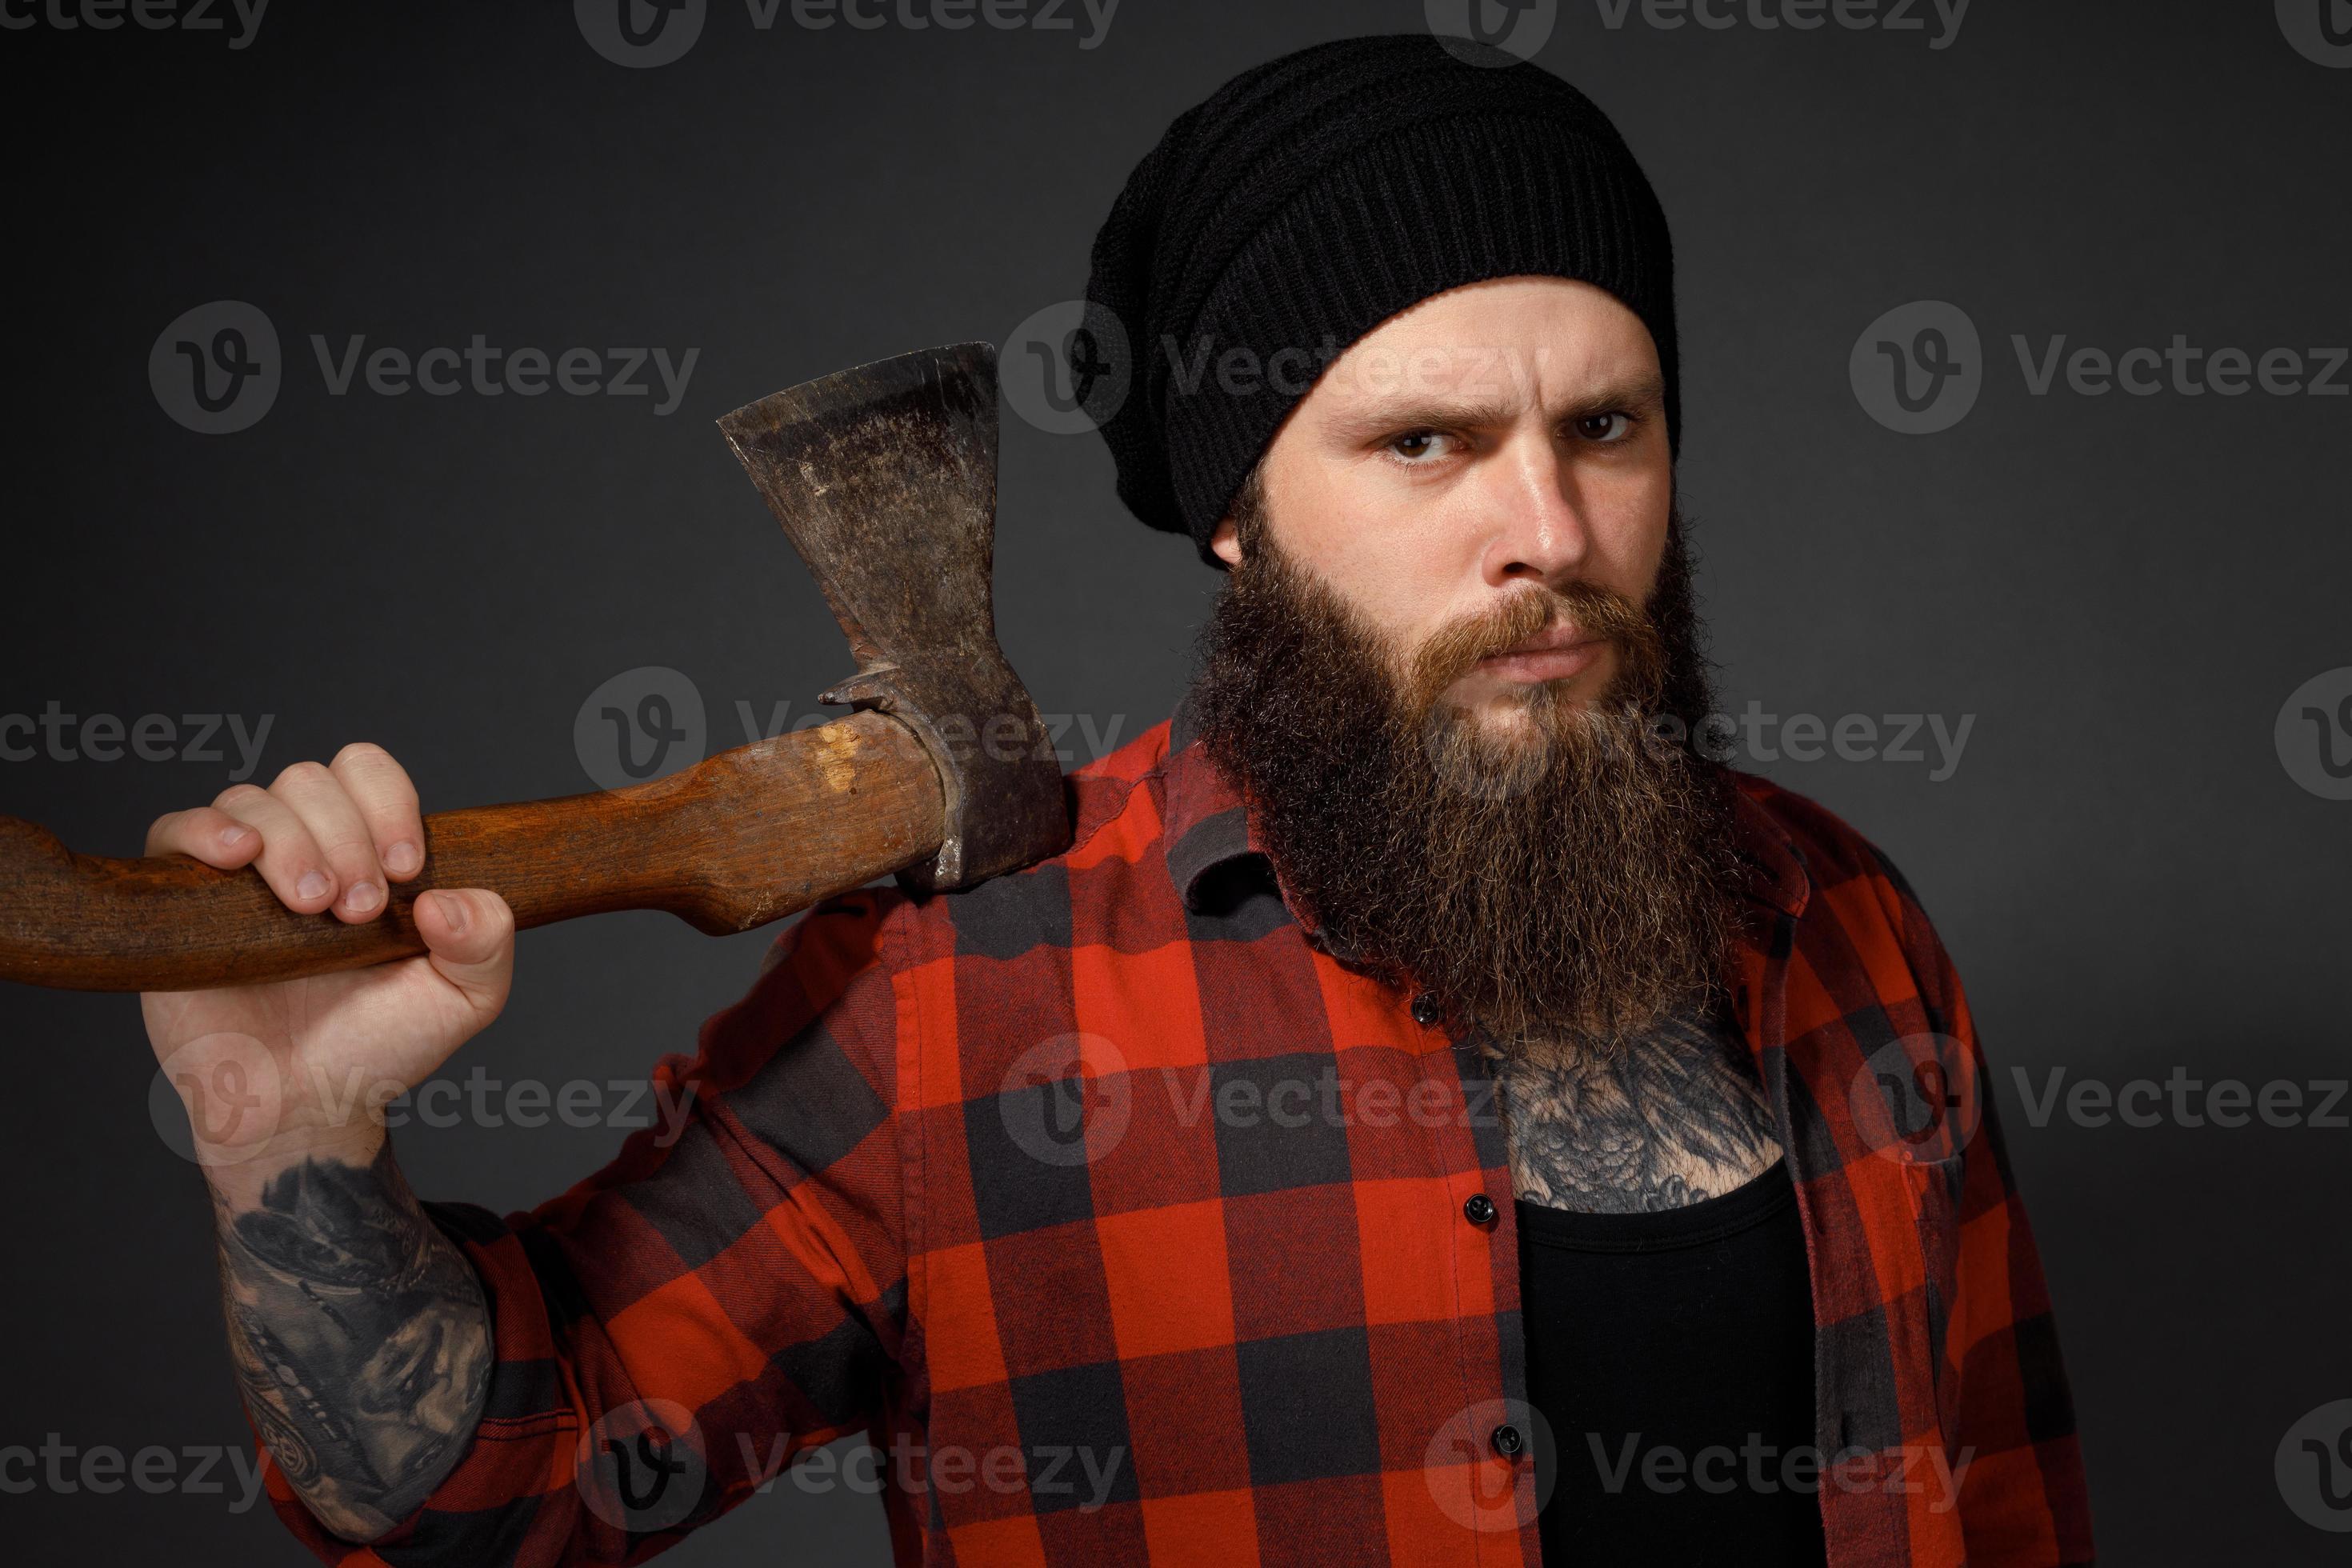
[1491,1423,1525,1458]
[1463,1193,1497,1226]
[1410,992,1444,1026]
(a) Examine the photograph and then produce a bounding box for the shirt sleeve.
[1882,856,2097,1566]
[256,886,920,1566]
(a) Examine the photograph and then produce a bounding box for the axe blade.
[718,342,1066,893]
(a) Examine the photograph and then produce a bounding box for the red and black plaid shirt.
[262,684,2094,1566]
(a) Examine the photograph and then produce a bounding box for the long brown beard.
[1186,492,1744,1056]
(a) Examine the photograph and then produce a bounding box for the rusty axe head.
[718,342,1066,896]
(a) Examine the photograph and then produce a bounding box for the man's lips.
[1476,628,1604,682]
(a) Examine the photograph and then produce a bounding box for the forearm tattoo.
[212,1143,493,1542]
[1490,1008,1784,1213]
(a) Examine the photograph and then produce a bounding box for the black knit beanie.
[1078,32,1679,570]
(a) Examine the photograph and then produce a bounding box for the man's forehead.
[1303,280,1663,424]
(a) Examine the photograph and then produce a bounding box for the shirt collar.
[1158,675,1810,927]
[1160,677,1286,914]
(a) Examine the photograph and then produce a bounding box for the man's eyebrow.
[1569,374,1668,418]
[1326,393,1519,439]
[1322,374,1668,441]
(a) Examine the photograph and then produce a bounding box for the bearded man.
[160,32,2090,1568]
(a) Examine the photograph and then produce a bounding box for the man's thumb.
[415,888,516,1010]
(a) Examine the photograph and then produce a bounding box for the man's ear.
[1209,514,1242,567]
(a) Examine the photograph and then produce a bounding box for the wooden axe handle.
[0,711,945,993]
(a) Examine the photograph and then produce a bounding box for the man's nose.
[1475,434,1594,589]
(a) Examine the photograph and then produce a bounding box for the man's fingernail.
[382,840,421,874]
[220,824,251,847]
[343,882,382,914]
[296,870,330,902]
[434,892,469,934]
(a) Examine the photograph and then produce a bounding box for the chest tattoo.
[1490,1009,1784,1214]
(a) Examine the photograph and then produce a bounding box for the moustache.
[1404,580,1665,706]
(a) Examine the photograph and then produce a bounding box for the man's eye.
[1386,430,1451,462]
[1574,412,1634,442]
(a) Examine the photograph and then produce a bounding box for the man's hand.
[141,742,514,1168]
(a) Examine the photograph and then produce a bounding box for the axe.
[0,342,1070,992]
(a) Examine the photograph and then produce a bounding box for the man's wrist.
[197,1122,393,1211]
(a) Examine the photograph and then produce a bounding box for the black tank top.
[1517,1160,1829,1563]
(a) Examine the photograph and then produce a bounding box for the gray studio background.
[2,2,2346,1562]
